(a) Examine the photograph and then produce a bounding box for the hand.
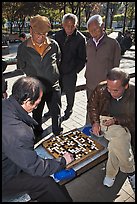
[102,118,115,127]
[92,122,101,136]
[63,152,74,165]
[2,92,8,99]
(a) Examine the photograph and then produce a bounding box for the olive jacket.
[17,37,61,88]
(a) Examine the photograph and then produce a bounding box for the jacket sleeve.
[114,85,135,130]
[113,39,121,67]
[16,43,26,71]
[75,37,87,73]
[88,85,102,125]
[3,126,66,177]
[55,40,61,68]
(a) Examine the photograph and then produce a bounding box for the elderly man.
[54,13,87,121]
[17,15,63,142]
[88,68,135,192]
[2,76,74,202]
[85,14,121,124]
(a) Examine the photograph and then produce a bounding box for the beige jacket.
[85,34,121,91]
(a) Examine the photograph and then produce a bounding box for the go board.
[42,129,104,168]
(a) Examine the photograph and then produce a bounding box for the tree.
[126,2,135,28]
[2,2,41,34]
[104,2,110,29]
[123,2,128,34]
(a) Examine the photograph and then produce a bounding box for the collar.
[8,95,38,127]
[31,37,47,47]
[26,37,51,49]
[63,28,77,37]
[93,33,105,46]
[116,95,123,101]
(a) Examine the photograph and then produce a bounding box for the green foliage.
[113,14,124,21]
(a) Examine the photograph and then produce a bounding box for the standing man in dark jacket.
[88,68,135,192]
[2,76,74,202]
[17,15,63,141]
[54,13,87,121]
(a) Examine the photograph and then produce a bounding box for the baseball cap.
[30,15,51,34]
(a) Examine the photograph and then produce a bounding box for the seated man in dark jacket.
[88,68,135,192]
[2,76,74,202]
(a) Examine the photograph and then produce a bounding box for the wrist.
[92,122,100,127]
[113,117,117,124]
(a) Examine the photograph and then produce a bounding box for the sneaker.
[53,128,63,136]
[128,174,135,192]
[103,176,115,187]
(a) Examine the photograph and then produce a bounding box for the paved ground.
[2,34,135,202]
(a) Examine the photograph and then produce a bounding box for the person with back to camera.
[85,14,121,124]
[2,76,74,202]
[54,13,87,121]
[17,15,63,142]
[19,32,27,42]
[88,68,135,192]
[120,30,132,55]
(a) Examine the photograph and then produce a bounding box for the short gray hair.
[107,67,130,86]
[87,14,103,28]
[62,13,78,26]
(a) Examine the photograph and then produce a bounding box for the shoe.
[53,128,63,136]
[128,174,135,192]
[103,176,115,187]
[43,111,51,118]
[61,110,73,122]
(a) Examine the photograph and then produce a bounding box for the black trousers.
[60,72,77,115]
[2,172,73,202]
[33,86,63,136]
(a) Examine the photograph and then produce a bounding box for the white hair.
[62,13,78,26]
[87,14,103,28]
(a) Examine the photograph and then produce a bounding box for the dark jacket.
[2,96,66,186]
[2,76,7,95]
[88,81,135,150]
[17,37,61,87]
[55,29,87,75]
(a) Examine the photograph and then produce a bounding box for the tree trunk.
[123,2,128,34]
[78,2,81,30]
[63,2,66,15]
[105,2,110,30]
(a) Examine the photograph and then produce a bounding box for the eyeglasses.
[33,31,46,37]
[31,27,46,37]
